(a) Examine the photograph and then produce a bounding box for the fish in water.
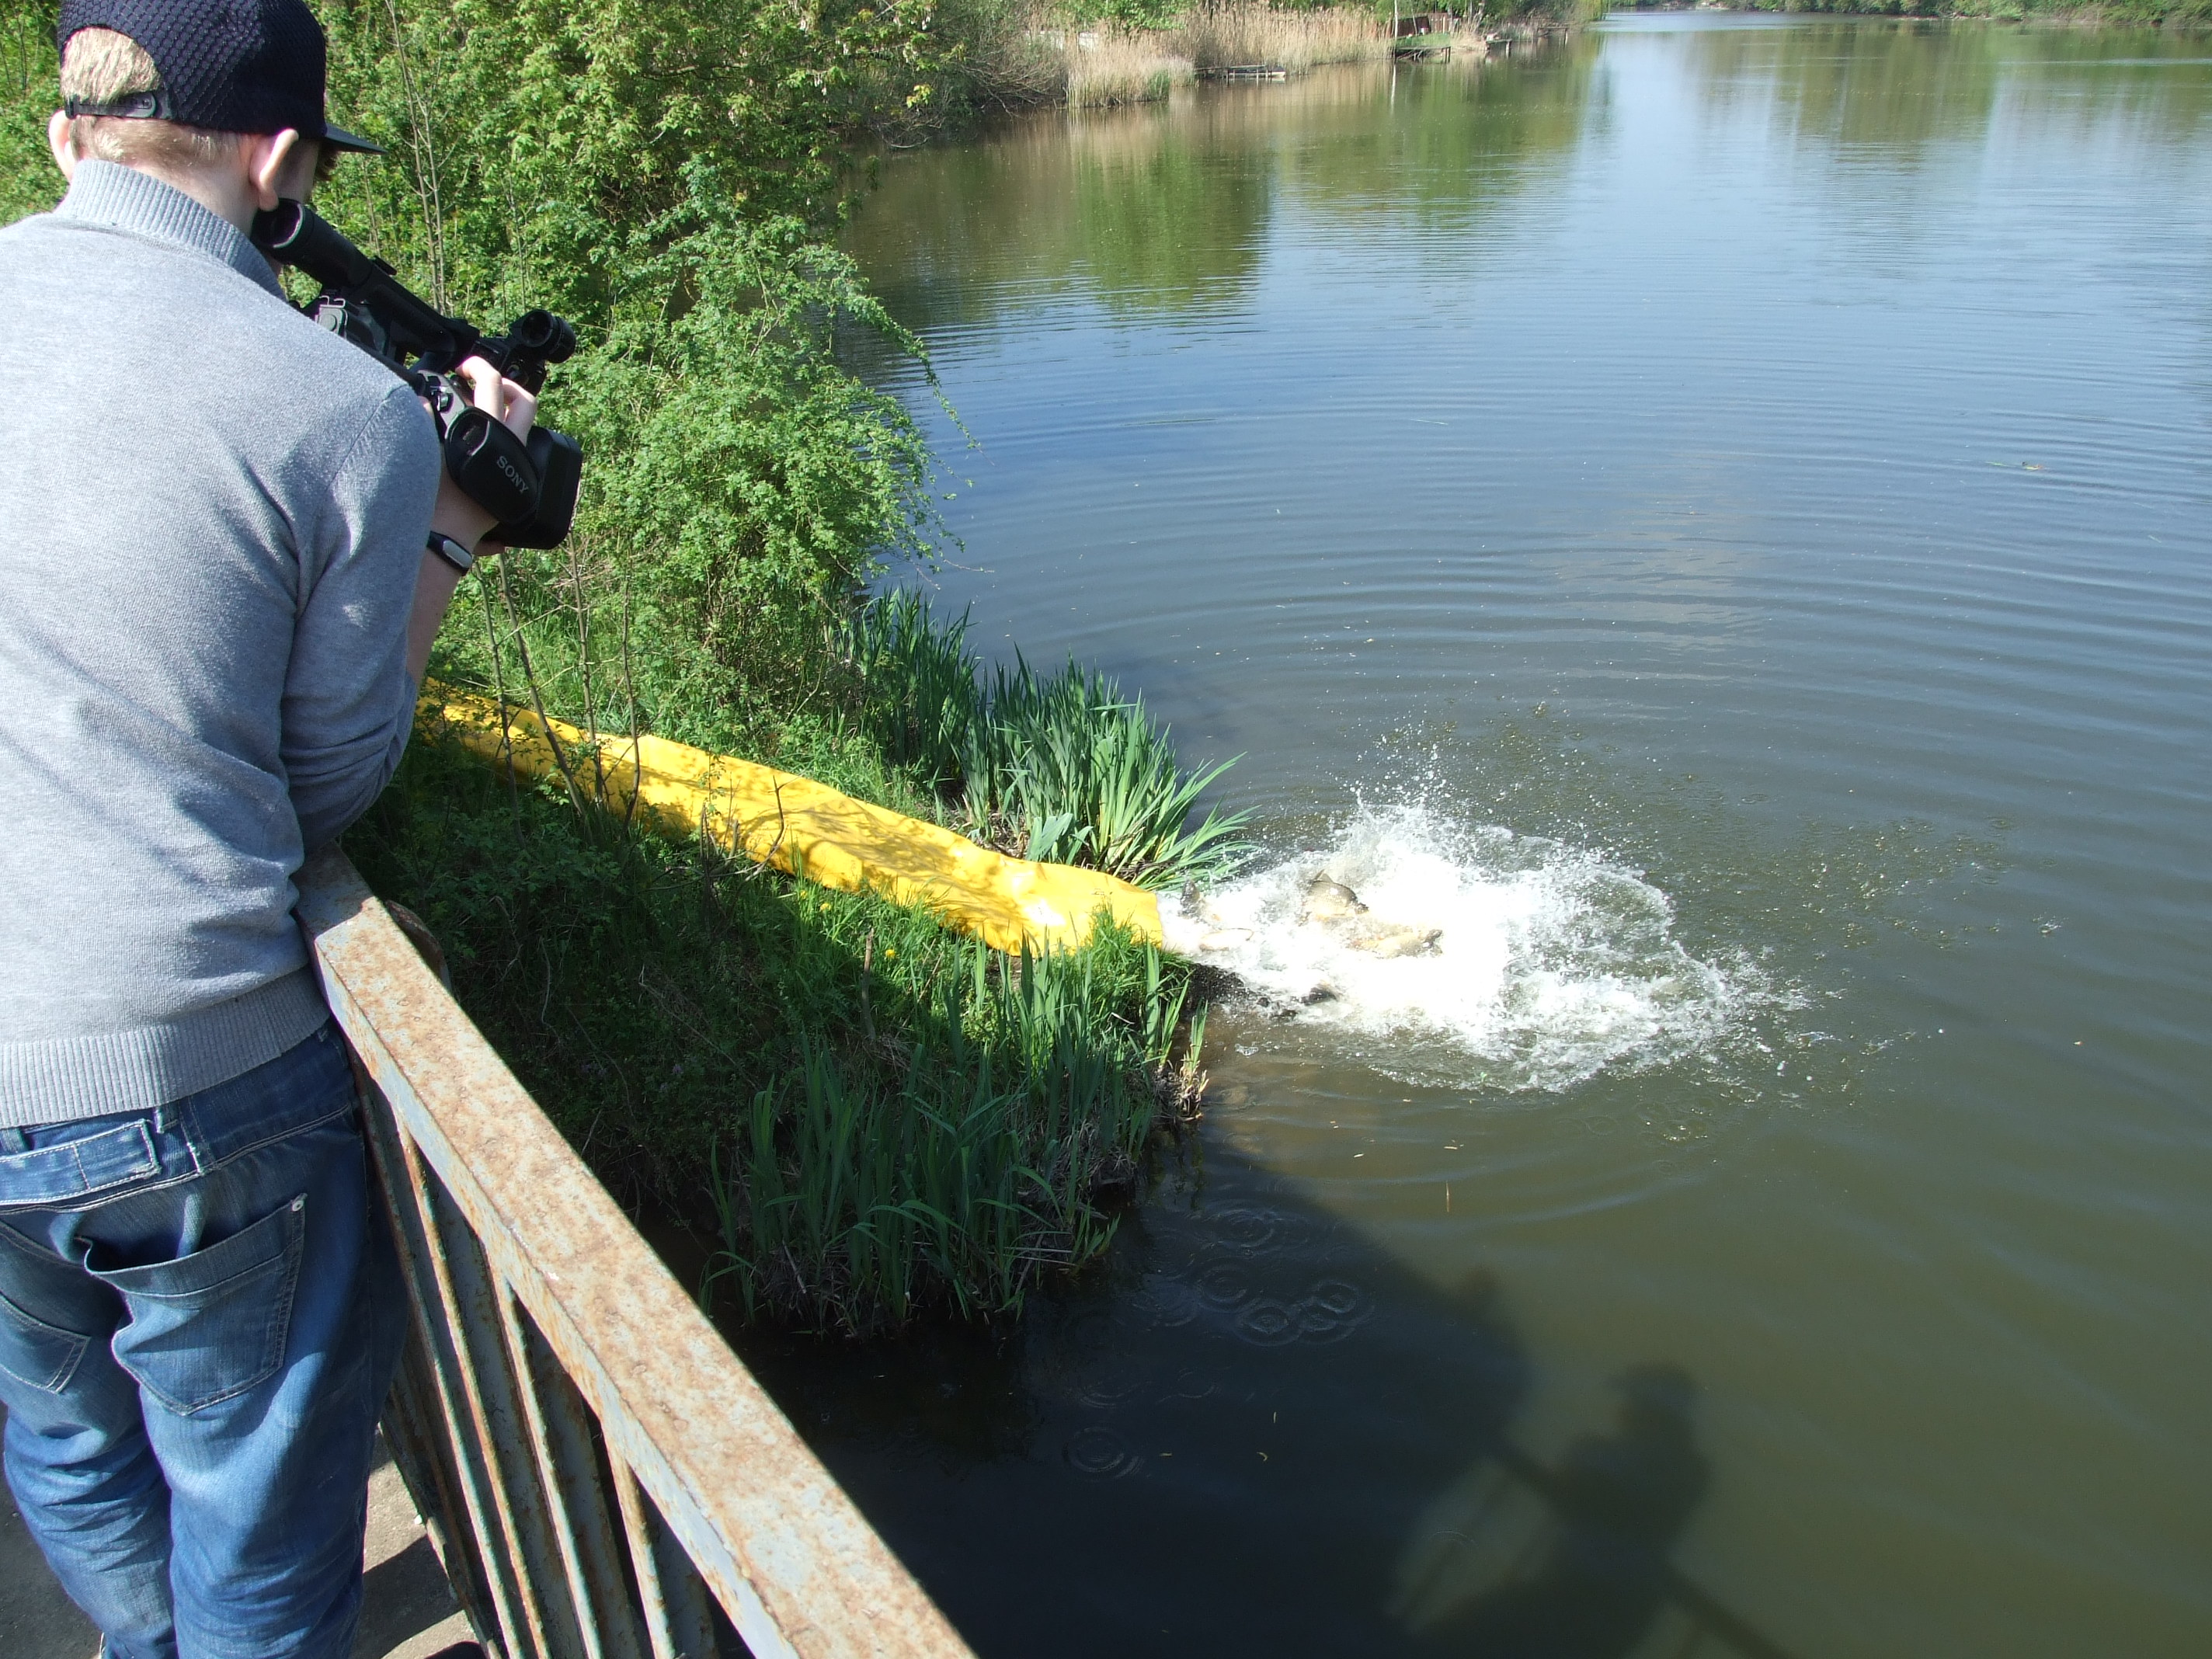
[1299,872,1441,956]
[1299,875,1369,923]
[1341,919,1442,958]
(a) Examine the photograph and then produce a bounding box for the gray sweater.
[0,162,440,1127]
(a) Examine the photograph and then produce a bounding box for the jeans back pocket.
[89,1193,308,1415]
[0,1284,92,1394]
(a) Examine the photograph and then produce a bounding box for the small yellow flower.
[820,902,831,911]
[884,948,896,960]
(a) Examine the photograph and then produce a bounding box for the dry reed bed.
[1168,4,1391,72]
[1059,29,1198,108]
[1029,5,1388,109]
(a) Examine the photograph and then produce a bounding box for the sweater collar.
[54,162,283,298]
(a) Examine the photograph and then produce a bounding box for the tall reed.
[704,924,1204,1329]
[927,3,1389,113]
[846,591,1253,889]
[1167,4,1389,72]
[1058,27,1198,107]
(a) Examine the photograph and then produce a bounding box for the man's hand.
[429,357,539,550]
[409,357,537,682]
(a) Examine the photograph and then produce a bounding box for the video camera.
[249,200,583,549]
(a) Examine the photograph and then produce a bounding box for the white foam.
[1165,805,1765,1093]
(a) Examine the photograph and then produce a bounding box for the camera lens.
[508,310,577,363]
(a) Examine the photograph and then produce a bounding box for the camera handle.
[410,368,553,541]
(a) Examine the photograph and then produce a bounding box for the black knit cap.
[57,0,381,153]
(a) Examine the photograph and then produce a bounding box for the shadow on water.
[1400,1362,1795,1659]
[729,1139,1796,1659]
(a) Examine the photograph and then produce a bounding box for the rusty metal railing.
[298,847,975,1659]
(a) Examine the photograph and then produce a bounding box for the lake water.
[740,17,2212,1656]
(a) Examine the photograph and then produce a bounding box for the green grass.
[364,544,1244,1337]
[422,564,1254,889]
[349,709,1208,1335]
[711,930,1202,1326]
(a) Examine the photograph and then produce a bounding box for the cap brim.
[321,124,384,155]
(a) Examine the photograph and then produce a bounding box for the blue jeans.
[0,1023,407,1659]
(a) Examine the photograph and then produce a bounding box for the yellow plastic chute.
[417,686,1163,955]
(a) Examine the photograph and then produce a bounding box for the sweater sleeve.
[283,381,443,850]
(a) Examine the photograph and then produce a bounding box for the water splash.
[1163,805,1773,1093]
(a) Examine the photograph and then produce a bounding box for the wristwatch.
[426,530,476,575]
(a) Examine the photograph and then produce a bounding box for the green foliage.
[567,192,941,708]
[918,0,1067,120]
[1086,0,1189,29]
[0,5,60,228]
[316,0,944,277]
[350,736,1202,1333]
[847,591,1254,889]
[1492,0,1609,20]
[301,0,951,738]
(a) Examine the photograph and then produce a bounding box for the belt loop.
[170,1097,208,1177]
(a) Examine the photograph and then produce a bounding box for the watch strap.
[426,531,476,575]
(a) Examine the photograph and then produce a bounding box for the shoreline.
[923,4,1548,120]
[909,0,2203,134]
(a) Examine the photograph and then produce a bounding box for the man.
[0,1,530,1653]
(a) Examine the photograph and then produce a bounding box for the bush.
[298,0,954,748]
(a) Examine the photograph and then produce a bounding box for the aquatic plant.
[707,932,1202,1328]
[846,591,1254,889]
[844,588,985,788]
[913,2,1403,118]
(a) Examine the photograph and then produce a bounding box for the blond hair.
[60,27,242,171]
